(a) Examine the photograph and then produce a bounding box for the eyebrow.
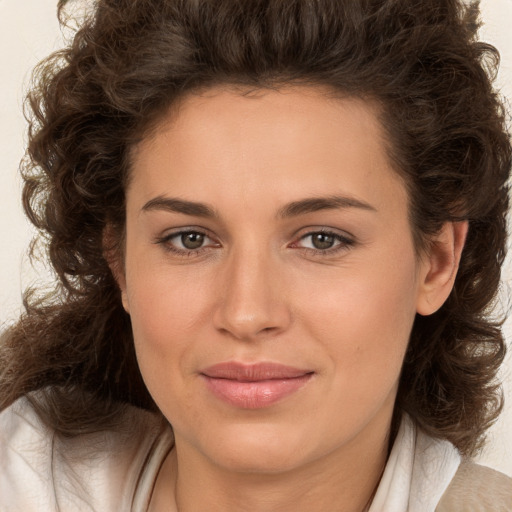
[142,196,218,217]
[277,195,377,218]
[141,194,376,218]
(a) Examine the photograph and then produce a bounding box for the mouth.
[200,362,314,409]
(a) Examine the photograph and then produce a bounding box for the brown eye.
[180,232,205,250]
[293,230,354,254]
[156,229,219,256]
[311,233,336,250]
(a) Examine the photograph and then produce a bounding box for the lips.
[200,362,314,409]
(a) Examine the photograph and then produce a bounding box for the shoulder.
[0,393,173,511]
[436,460,512,512]
[0,395,58,509]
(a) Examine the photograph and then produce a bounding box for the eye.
[155,229,219,255]
[176,232,207,250]
[303,232,338,250]
[292,229,355,254]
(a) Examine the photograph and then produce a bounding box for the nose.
[212,248,292,341]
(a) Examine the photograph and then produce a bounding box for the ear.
[416,221,468,316]
[103,224,130,313]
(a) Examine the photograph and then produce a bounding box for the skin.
[112,85,467,512]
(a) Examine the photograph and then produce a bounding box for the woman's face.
[120,86,435,474]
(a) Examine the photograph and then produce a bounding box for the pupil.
[182,232,204,250]
[312,233,334,250]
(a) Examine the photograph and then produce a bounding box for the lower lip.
[202,374,313,409]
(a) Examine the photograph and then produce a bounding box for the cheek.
[123,260,213,385]
[126,254,206,333]
[124,267,212,422]
[296,250,419,389]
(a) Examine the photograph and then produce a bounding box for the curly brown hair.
[0,0,510,456]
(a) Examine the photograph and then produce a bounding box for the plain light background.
[1,0,511,476]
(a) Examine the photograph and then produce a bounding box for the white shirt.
[0,396,460,511]
[369,414,460,511]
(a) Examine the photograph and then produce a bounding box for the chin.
[194,421,325,475]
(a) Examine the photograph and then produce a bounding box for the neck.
[152,415,393,512]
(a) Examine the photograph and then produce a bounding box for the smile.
[200,362,314,409]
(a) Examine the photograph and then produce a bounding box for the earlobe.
[102,224,130,314]
[416,221,468,316]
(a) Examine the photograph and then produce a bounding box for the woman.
[1,0,511,510]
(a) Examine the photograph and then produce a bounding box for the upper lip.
[201,362,313,381]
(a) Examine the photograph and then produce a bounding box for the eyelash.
[292,230,355,256]
[154,228,355,258]
[154,229,218,257]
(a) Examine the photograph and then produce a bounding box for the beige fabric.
[436,461,512,512]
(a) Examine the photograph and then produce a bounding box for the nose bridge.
[213,241,290,339]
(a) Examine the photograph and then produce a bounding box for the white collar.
[369,414,461,512]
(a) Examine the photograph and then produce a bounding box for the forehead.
[128,85,407,217]
[144,85,386,152]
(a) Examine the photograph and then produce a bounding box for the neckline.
[132,422,175,512]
